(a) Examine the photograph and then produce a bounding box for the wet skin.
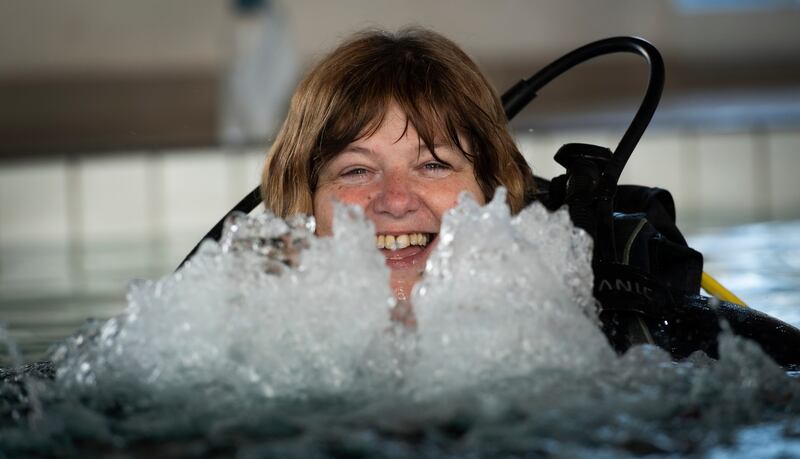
[313,103,485,301]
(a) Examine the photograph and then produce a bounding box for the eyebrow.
[341,146,373,155]
[342,142,453,155]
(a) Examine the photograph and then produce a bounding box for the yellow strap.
[701,271,747,307]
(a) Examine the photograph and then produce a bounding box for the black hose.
[502,36,663,198]
[502,36,664,261]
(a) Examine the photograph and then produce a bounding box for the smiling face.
[313,103,485,299]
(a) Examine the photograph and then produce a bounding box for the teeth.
[375,233,431,250]
[396,234,409,249]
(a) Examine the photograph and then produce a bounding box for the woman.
[261,27,536,301]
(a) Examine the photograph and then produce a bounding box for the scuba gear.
[181,36,800,369]
[504,36,800,368]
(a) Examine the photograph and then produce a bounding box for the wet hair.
[261,27,535,217]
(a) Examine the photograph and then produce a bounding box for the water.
[690,221,800,328]
[2,190,800,457]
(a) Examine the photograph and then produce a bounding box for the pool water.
[690,220,800,329]
[1,193,799,458]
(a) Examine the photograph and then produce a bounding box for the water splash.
[0,324,44,429]
[50,204,398,408]
[409,190,611,396]
[47,190,607,406]
[1,190,799,457]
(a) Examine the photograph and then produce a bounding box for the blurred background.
[1,0,799,362]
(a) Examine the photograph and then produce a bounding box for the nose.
[371,170,420,218]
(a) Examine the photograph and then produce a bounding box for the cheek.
[454,176,486,204]
[441,167,485,209]
[469,180,486,205]
[460,172,486,205]
[425,183,477,218]
[312,194,334,236]
[329,187,372,206]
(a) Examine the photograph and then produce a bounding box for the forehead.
[350,102,457,147]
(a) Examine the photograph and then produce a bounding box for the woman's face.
[313,103,485,299]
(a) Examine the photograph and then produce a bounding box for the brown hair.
[261,27,535,217]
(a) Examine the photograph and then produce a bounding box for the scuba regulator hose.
[501,36,664,264]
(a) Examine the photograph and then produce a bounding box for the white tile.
[695,132,758,225]
[245,149,268,194]
[232,147,268,199]
[515,133,563,181]
[161,149,231,266]
[0,243,73,296]
[620,133,691,215]
[222,148,270,217]
[621,133,683,193]
[82,240,157,293]
[675,134,706,228]
[166,229,209,270]
[0,159,70,245]
[80,154,151,242]
[226,153,252,201]
[162,149,231,232]
[767,130,800,220]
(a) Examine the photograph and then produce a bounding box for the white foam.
[51,188,609,405]
[408,190,612,396]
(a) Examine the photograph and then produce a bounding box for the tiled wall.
[1,128,799,299]
[519,128,800,228]
[0,148,266,300]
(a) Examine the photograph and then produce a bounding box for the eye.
[420,161,453,177]
[342,167,369,176]
[423,161,450,170]
[337,166,374,183]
